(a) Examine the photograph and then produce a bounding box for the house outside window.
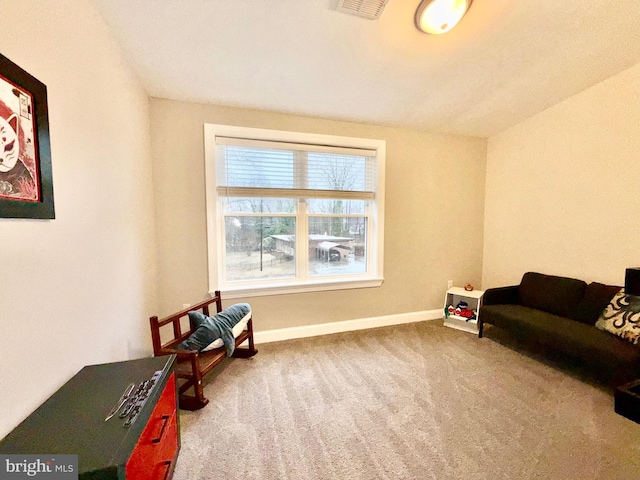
[204,124,385,297]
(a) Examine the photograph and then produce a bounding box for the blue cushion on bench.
[177,303,251,356]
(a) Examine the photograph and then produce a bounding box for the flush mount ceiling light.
[415,0,473,34]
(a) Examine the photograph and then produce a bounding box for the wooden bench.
[149,291,258,410]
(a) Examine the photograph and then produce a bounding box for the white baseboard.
[253,309,442,344]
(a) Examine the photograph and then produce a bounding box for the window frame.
[204,124,385,298]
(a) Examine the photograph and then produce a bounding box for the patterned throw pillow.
[595,290,640,345]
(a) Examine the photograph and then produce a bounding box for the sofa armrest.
[483,285,519,305]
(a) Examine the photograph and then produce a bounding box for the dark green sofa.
[478,272,640,385]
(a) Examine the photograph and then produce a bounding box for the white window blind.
[215,136,377,200]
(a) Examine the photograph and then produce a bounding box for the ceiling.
[93,0,640,137]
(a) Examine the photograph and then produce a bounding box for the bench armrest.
[157,347,200,362]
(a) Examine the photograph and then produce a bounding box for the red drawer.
[156,413,179,479]
[126,373,178,479]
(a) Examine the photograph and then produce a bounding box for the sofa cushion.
[481,304,568,341]
[482,304,640,380]
[571,283,622,325]
[519,272,587,318]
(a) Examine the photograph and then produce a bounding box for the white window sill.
[216,277,384,299]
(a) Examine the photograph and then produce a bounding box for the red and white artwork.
[0,74,39,202]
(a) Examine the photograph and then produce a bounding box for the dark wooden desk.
[0,355,179,479]
[615,379,640,424]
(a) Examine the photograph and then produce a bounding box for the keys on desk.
[105,383,135,421]
[105,370,163,427]
[119,370,163,427]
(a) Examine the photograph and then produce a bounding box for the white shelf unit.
[443,287,484,334]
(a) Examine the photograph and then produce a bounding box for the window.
[204,124,385,297]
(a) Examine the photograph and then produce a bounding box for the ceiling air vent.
[336,0,390,20]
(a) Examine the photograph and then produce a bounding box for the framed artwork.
[0,53,54,219]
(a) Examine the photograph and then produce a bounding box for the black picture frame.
[0,53,54,219]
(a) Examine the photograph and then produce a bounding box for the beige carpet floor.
[172,321,640,480]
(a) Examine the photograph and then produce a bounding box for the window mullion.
[365,201,373,275]
[218,199,227,285]
[295,150,309,281]
[297,199,309,281]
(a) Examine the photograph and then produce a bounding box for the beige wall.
[150,99,487,329]
[0,1,157,438]
[483,61,640,289]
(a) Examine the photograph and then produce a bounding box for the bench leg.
[178,355,209,410]
[232,348,258,358]
[247,317,257,354]
[179,393,209,410]
[232,317,259,358]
